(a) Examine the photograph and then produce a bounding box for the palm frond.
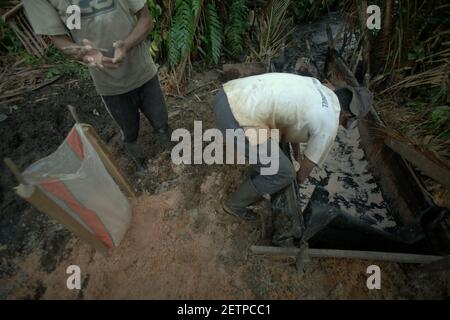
[206,2,223,64]
[225,0,249,57]
[249,0,294,63]
[168,0,196,67]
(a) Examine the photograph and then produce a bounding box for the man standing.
[22,0,169,168]
[213,73,373,220]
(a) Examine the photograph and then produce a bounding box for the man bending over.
[213,73,373,220]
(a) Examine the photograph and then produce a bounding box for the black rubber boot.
[153,125,172,150]
[154,124,170,135]
[244,166,258,179]
[223,179,263,221]
[124,141,146,171]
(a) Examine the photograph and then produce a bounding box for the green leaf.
[192,0,201,16]
[224,0,249,57]
[437,130,450,141]
[430,105,450,128]
[167,0,196,67]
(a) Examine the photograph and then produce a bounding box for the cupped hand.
[112,40,128,65]
[81,39,119,69]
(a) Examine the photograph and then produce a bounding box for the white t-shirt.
[223,73,340,166]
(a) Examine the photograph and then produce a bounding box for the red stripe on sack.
[66,127,84,160]
[42,180,114,249]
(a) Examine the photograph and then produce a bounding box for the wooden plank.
[4,158,27,185]
[385,137,450,190]
[250,246,443,264]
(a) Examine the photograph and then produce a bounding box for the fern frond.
[191,0,201,16]
[168,0,196,67]
[225,0,249,57]
[206,2,223,64]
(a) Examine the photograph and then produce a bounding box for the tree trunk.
[382,0,394,54]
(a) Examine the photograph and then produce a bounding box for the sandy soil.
[0,70,449,299]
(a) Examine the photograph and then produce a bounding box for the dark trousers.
[213,89,296,196]
[102,75,168,143]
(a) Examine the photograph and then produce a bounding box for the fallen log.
[384,133,450,190]
[221,63,266,81]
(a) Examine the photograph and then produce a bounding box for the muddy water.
[280,14,397,231]
[298,126,396,231]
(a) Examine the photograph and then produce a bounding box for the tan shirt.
[22,0,157,96]
[223,73,341,166]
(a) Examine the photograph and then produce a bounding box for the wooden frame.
[4,106,137,255]
[67,105,137,199]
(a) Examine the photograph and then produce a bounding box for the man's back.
[223,73,340,152]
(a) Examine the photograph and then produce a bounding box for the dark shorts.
[213,89,295,196]
[102,75,168,142]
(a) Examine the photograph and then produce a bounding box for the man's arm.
[292,143,315,184]
[51,36,116,68]
[112,5,153,64]
[299,132,335,183]
[51,35,85,60]
[297,156,315,184]
[292,143,300,164]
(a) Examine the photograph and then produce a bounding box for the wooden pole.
[68,105,81,123]
[4,158,27,186]
[326,25,335,50]
[250,246,443,264]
